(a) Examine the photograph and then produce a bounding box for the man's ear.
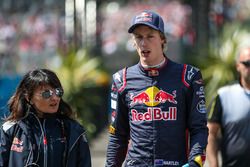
[236,63,240,73]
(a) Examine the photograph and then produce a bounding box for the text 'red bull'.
[131,107,177,121]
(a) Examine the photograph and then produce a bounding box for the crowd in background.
[0,10,63,75]
[101,1,193,56]
[0,1,194,81]
[1,0,250,75]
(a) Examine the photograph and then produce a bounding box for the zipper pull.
[43,136,47,145]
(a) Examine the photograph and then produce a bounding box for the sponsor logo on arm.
[11,137,24,153]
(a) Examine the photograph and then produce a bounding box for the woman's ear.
[24,94,29,102]
[24,94,33,104]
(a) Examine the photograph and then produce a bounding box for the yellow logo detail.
[194,155,203,167]
[144,86,160,106]
[109,125,116,134]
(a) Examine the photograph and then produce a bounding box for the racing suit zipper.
[152,76,160,166]
[60,120,67,167]
[43,120,48,167]
[151,77,157,166]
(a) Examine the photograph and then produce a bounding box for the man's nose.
[140,38,147,46]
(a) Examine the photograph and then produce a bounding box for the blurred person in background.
[0,69,91,167]
[207,47,250,167]
[105,10,208,167]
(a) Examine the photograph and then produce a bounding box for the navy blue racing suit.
[106,58,208,167]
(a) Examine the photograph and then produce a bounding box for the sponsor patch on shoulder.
[111,99,117,109]
[11,137,24,153]
[197,100,206,113]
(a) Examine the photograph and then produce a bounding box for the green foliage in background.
[52,48,110,141]
[194,22,250,104]
[55,49,110,93]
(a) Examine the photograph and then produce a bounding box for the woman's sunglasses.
[240,60,250,67]
[40,88,64,99]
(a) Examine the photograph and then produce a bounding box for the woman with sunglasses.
[0,68,91,167]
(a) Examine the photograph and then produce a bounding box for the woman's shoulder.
[1,121,21,139]
[2,121,18,133]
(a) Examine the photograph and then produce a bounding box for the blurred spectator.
[207,46,250,167]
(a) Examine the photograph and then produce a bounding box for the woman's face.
[30,85,63,114]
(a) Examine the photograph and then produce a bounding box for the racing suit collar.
[138,56,168,77]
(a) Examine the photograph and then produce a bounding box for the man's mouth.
[141,50,150,56]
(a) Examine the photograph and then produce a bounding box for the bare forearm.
[206,134,219,167]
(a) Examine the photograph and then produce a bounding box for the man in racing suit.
[105,10,208,167]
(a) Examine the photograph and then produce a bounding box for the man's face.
[237,48,250,84]
[132,25,165,66]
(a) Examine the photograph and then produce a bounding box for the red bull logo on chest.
[130,86,177,121]
[130,86,177,107]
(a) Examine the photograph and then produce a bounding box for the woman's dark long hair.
[7,68,73,121]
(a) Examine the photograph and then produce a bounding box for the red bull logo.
[131,92,150,105]
[155,90,177,104]
[130,86,177,107]
[11,137,24,153]
[135,12,153,23]
[141,12,152,17]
